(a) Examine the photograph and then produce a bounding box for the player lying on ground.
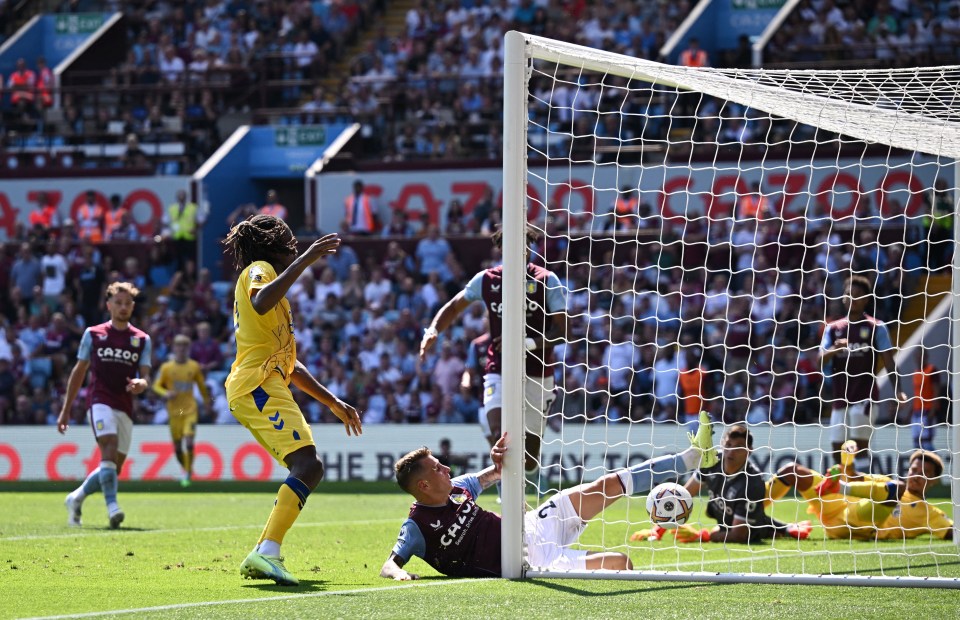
[223,214,364,586]
[632,425,811,543]
[767,444,953,540]
[380,412,717,579]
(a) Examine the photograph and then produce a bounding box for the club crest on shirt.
[860,327,870,339]
[130,337,140,348]
[96,333,108,341]
[249,267,263,282]
[526,281,537,294]
[450,493,468,505]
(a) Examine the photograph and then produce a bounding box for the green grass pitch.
[1,483,959,619]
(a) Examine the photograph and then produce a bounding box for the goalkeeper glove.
[815,466,842,497]
[630,525,666,542]
[839,440,857,468]
[785,520,812,540]
[672,524,712,543]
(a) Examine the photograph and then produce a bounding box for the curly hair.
[221,214,297,270]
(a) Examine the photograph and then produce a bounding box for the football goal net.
[500,30,960,588]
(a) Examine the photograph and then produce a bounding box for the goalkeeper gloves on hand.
[672,524,712,543]
[630,525,666,542]
[786,520,812,540]
[816,468,842,497]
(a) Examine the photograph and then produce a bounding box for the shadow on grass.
[242,578,329,592]
[528,579,727,597]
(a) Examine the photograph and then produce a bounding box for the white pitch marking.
[21,579,481,620]
[0,519,399,543]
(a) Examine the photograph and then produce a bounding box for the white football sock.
[257,539,281,557]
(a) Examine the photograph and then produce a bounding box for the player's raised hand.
[330,398,363,436]
[491,432,508,473]
[302,233,341,263]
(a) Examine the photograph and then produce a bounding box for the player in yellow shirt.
[222,214,363,586]
[767,443,953,541]
[153,334,210,487]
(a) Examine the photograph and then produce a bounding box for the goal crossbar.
[517,33,960,159]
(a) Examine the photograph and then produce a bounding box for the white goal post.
[501,30,960,587]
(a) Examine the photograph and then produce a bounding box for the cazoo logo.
[97,347,140,363]
[489,299,541,316]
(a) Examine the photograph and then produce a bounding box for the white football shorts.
[89,403,134,454]
[481,373,555,438]
[524,492,588,570]
[829,401,871,443]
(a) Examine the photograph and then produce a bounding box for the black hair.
[222,214,297,270]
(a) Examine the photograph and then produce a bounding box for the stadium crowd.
[0,180,950,434]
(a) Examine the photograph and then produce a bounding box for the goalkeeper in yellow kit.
[153,334,210,487]
[767,441,953,541]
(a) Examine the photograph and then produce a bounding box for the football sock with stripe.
[616,451,693,497]
[77,467,102,499]
[840,480,899,502]
[256,477,311,555]
[766,476,791,504]
[98,461,118,506]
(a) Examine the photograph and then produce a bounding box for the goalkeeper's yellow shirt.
[154,359,207,418]
[876,491,954,540]
[225,260,296,401]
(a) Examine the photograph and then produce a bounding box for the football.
[646,482,694,528]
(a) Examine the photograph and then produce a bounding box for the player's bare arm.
[380,552,418,581]
[251,233,341,314]
[420,290,472,361]
[290,360,362,436]
[56,359,90,434]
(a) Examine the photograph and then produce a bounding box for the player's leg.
[768,462,820,503]
[523,374,554,492]
[87,405,130,528]
[65,407,104,526]
[235,375,315,585]
[169,418,186,479]
[566,411,714,522]
[847,402,872,471]
[829,405,847,465]
[180,416,197,487]
[584,552,632,570]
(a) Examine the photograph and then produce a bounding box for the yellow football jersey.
[154,359,207,418]
[225,260,297,401]
[876,491,954,540]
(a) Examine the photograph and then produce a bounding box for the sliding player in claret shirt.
[223,214,363,586]
[153,334,210,487]
[767,444,953,541]
[57,282,152,529]
[419,223,566,491]
[632,424,811,544]
[380,412,717,580]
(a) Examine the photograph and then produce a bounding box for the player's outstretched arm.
[57,359,90,434]
[251,233,341,314]
[380,552,419,581]
[291,360,362,436]
[420,290,472,361]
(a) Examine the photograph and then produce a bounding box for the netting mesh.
[511,35,959,583]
